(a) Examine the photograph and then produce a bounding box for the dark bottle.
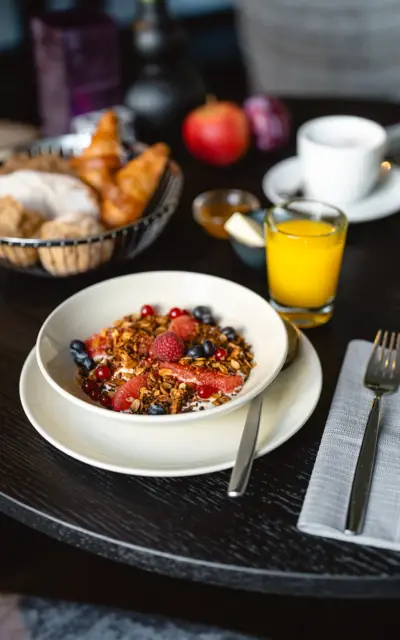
[125,0,206,143]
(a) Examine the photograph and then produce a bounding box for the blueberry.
[202,340,216,357]
[187,344,205,358]
[80,355,96,371]
[221,326,236,341]
[69,339,86,354]
[193,306,211,321]
[202,314,215,325]
[148,403,166,415]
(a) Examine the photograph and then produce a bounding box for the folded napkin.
[298,340,400,550]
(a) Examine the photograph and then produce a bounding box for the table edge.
[2,492,400,598]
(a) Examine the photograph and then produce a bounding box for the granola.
[70,304,255,415]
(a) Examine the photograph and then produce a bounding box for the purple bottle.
[31,9,121,136]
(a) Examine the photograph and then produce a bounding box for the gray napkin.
[298,340,400,550]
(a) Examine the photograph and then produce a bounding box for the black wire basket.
[0,134,183,277]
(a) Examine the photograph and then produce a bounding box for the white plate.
[36,271,288,424]
[262,156,400,223]
[20,331,322,477]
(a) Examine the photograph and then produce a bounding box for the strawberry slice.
[169,315,198,341]
[162,362,243,394]
[112,374,148,412]
[85,333,111,359]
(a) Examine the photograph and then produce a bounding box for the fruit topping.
[202,340,216,357]
[99,393,112,408]
[89,387,101,401]
[186,344,205,359]
[70,339,86,355]
[193,306,211,321]
[141,304,155,317]
[74,303,254,415]
[198,385,216,399]
[112,374,149,412]
[152,331,184,361]
[169,307,185,319]
[162,362,243,394]
[95,364,111,382]
[148,403,166,415]
[202,314,215,325]
[81,379,99,395]
[85,334,110,359]
[169,314,198,341]
[215,348,227,362]
[221,326,236,341]
[80,355,96,371]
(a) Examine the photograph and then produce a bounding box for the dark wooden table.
[1,98,400,608]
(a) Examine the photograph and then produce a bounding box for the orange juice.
[266,219,346,309]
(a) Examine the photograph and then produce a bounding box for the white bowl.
[36,271,288,424]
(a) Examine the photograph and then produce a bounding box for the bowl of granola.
[36,271,288,423]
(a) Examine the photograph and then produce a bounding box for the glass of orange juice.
[265,199,348,328]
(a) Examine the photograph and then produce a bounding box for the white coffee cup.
[297,115,387,205]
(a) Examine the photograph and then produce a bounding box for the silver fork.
[345,330,400,535]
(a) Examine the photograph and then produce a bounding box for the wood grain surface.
[1,98,400,597]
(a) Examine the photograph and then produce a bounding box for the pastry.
[102,143,170,228]
[39,213,114,276]
[0,196,44,267]
[0,170,100,220]
[70,110,121,193]
[0,152,74,176]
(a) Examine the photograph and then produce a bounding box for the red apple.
[182,100,250,166]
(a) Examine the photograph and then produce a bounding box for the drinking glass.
[265,199,348,328]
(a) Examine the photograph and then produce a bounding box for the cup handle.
[386,124,400,154]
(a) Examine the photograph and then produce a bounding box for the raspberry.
[169,314,198,341]
[152,331,184,362]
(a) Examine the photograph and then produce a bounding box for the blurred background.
[0,0,240,126]
[2,0,399,130]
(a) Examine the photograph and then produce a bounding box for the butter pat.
[224,212,265,248]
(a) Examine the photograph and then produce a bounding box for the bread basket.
[0,134,183,277]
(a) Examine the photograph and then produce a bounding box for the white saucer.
[262,156,400,223]
[19,333,322,477]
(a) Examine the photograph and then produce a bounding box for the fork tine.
[379,330,389,362]
[371,329,382,357]
[392,333,400,376]
[367,329,382,369]
[385,331,396,369]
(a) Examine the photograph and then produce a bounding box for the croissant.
[116,143,169,200]
[78,110,121,162]
[101,186,140,229]
[71,110,121,192]
[101,143,170,228]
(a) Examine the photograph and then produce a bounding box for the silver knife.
[228,393,263,498]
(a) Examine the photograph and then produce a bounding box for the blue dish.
[229,209,266,270]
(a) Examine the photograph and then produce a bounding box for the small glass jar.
[193,189,260,240]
